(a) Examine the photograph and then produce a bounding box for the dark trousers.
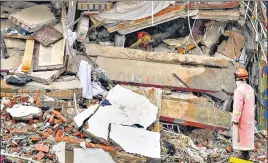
[241,151,250,160]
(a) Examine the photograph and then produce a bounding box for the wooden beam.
[85,43,234,68]
[96,57,237,93]
[4,35,34,40]
[21,40,35,72]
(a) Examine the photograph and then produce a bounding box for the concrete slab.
[86,85,158,140]
[1,79,82,99]
[25,69,65,85]
[96,57,237,93]
[86,43,232,68]
[160,94,232,130]
[73,148,115,163]
[110,124,161,158]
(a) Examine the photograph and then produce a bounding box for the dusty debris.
[85,43,236,68]
[95,56,238,92]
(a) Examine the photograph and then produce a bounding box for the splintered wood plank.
[21,40,35,72]
[4,35,34,40]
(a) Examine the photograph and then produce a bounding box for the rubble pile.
[0,1,267,163]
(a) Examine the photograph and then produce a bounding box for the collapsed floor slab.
[96,57,237,93]
[160,93,232,130]
[0,79,82,99]
[85,43,233,68]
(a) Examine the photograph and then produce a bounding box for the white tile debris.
[110,124,161,158]
[73,148,116,163]
[7,104,42,118]
[74,104,99,128]
[52,142,66,163]
[86,85,158,140]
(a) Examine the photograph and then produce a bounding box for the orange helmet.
[234,67,248,80]
[138,31,148,39]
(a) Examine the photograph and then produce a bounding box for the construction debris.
[32,26,63,47]
[8,5,57,32]
[86,85,158,140]
[110,124,161,158]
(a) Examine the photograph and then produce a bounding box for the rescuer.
[232,67,255,160]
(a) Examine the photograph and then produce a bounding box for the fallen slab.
[0,79,82,99]
[186,2,240,9]
[85,44,232,68]
[110,124,161,158]
[8,5,57,32]
[86,85,158,140]
[160,93,232,130]
[96,57,237,93]
[73,148,115,163]
[201,22,225,49]
[16,66,65,85]
[193,9,240,21]
[26,69,64,85]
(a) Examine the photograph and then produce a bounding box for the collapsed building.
[0,1,267,163]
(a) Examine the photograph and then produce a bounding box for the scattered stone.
[97,29,109,39]
[225,145,232,153]
[257,155,266,161]
[6,75,30,86]
[88,30,97,41]
[201,22,223,49]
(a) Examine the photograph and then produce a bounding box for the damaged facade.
[0,1,267,163]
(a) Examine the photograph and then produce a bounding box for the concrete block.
[26,69,65,85]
